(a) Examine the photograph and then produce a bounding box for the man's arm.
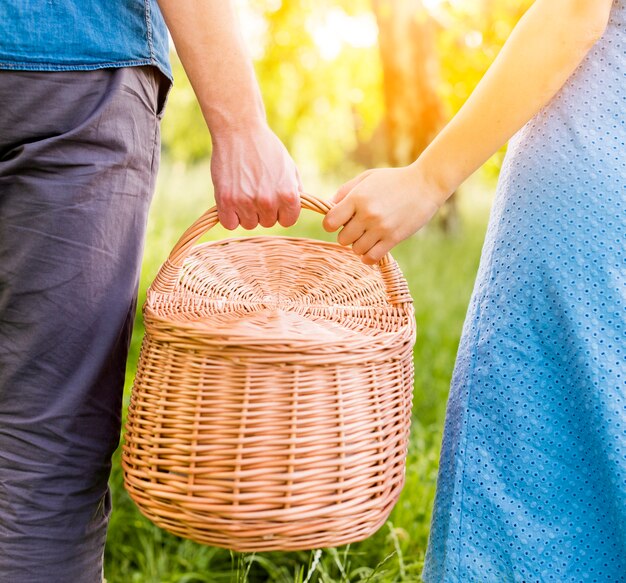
[157,0,301,230]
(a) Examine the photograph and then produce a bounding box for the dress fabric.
[422,3,626,582]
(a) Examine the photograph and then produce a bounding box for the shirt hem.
[0,58,173,81]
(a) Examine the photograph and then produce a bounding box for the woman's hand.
[322,163,443,265]
[210,123,302,230]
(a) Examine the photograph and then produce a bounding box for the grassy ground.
[103,161,492,582]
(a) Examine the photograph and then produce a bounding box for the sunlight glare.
[310,9,378,61]
[423,0,445,10]
[424,0,474,14]
[235,0,269,60]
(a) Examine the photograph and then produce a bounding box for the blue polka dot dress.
[422,4,625,582]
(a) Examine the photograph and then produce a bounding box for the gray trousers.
[0,66,168,582]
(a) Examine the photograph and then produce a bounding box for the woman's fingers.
[337,217,366,247]
[351,230,381,257]
[325,165,442,262]
[332,170,372,204]
[360,240,390,265]
[323,196,356,233]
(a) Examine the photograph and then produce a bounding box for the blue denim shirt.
[0,1,171,80]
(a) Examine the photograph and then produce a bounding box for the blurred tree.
[250,0,384,175]
[372,0,444,166]
[160,0,532,183]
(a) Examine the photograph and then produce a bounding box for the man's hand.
[157,0,302,230]
[211,123,302,230]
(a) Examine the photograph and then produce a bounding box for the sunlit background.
[163,0,531,183]
[105,1,533,581]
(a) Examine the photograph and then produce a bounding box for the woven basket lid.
[146,196,415,359]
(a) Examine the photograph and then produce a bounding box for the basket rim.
[141,307,416,349]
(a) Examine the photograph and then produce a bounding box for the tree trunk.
[373,0,458,231]
[372,0,445,166]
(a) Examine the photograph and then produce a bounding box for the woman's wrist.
[408,153,459,208]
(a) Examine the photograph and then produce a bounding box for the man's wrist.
[201,97,267,141]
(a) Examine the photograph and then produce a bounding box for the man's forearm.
[155,0,301,230]
[157,0,266,137]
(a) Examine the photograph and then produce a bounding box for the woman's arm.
[157,0,302,230]
[323,0,614,264]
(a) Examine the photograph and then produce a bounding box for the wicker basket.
[122,193,416,552]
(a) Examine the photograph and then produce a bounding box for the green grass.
[103,161,491,583]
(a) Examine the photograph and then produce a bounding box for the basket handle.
[151,193,413,305]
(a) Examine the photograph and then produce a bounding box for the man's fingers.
[323,197,356,232]
[220,190,301,230]
[229,199,259,230]
[217,207,240,230]
[255,193,279,228]
[236,210,260,230]
[277,191,301,228]
[295,168,304,193]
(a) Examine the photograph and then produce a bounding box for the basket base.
[124,475,405,551]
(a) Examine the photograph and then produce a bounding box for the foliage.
[432,0,534,180]
[160,58,213,165]
[433,0,533,115]
[250,0,384,174]
[104,162,490,582]
[161,0,531,180]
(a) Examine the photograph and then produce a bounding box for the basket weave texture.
[122,194,416,551]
